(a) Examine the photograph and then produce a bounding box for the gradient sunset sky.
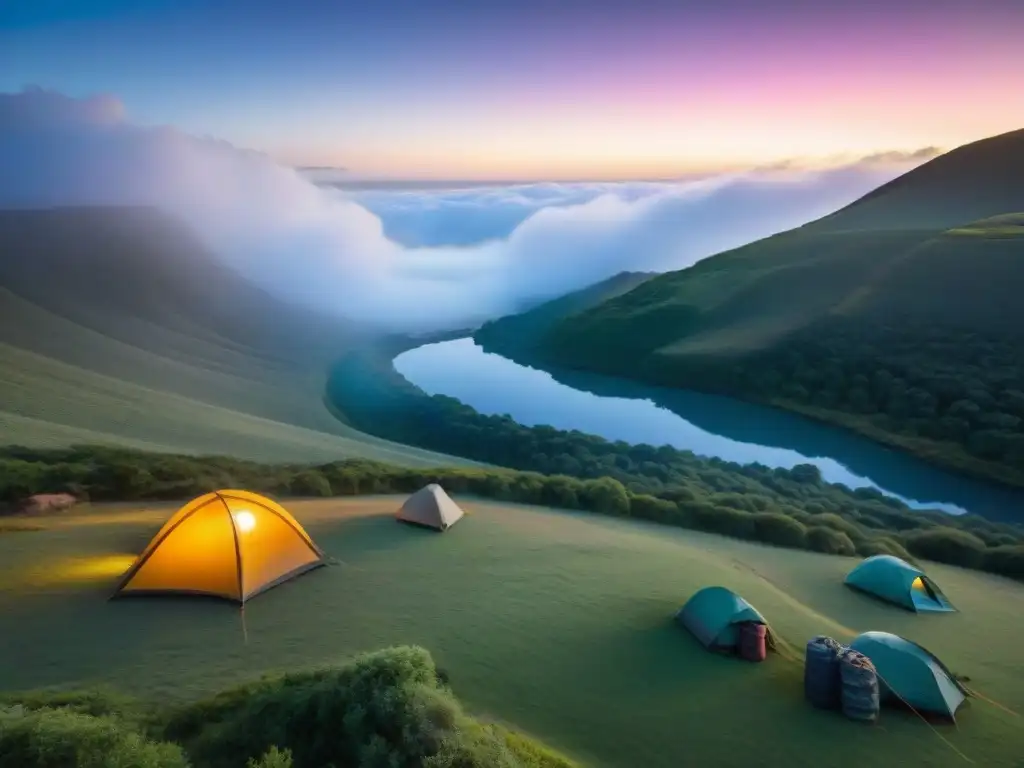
[3,0,1023,180]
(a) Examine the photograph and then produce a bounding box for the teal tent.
[849,631,967,718]
[844,555,955,613]
[676,586,771,651]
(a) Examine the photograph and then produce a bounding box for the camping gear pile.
[676,554,968,725]
[675,586,773,662]
[800,630,967,723]
[804,635,844,710]
[839,650,880,723]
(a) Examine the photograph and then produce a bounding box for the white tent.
[396,484,465,531]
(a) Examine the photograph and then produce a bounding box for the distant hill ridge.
[0,205,464,466]
[809,127,1024,231]
[476,127,1024,487]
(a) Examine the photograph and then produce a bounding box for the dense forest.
[317,350,1023,579]
[477,217,1024,489]
[533,315,1024,488]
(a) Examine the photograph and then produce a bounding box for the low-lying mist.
[0,88,937,332]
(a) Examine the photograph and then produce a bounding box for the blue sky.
[3,0,1024,178]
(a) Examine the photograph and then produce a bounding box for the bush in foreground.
[1,647,577,768]
[0,706,188,768]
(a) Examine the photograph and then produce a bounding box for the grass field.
[2,498,1022,768]
[0,208,468,467]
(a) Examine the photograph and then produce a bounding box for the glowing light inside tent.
[233,509,256,533]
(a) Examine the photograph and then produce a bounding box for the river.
[394,338,1024,523]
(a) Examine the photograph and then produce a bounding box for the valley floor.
[2,498,1022,768]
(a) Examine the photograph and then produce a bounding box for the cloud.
[856,146,944,165]
[0,88,932,332]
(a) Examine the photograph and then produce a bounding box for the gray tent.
[396,484,465,531]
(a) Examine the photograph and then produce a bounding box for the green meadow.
[2,497,1021,768]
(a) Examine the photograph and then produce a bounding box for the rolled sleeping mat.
[804,635,844,710]
[839,649,880,723]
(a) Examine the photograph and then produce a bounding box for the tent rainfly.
[676,586,772,651]
[112,490,326,603]
[396,484,465,531]
[844,555,956,613]
[849,631,968,718]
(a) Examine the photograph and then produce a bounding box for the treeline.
[0,645,576,768]
[602,317,1024,488]
[321,351,1021,580]
[2,443,1024,581]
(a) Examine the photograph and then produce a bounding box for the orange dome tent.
[112,490,326,603]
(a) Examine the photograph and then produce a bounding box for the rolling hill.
[0,206,466,466]
[476,129,1024,487]
[475,270,655,354]
[3,497,1023,768]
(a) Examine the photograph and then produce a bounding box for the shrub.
[508,473,546,505]
[539,476,583,509]
[248,746,294,768]
[0,687,148,726]
[4,445,1022,582]
[287,470,332,497]
[164,645,533,768]
[982,545,1024,580]
[686,504,756,539]
[628,494,678,523]
[856,536,915,562]
[753,513,808,548]
[813,513,866,542]
[0,707,188,768]
[904,527,987,569]
[578,477,630,516]
[806,526,857,555]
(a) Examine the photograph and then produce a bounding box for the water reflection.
[394,338,1024,523]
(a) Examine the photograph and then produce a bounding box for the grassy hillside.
[6,445,1022,579]
[0,206,464,466]
[2,497,1023,768]
[475,271,654,353]
[490,129,1024,486]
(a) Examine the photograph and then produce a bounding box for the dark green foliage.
[3,444,1023,580]
[470,136,1024,487]
[983,545,1024,580]
[163,646,570,768]
[903,527,988,569]
[286,470,332,497]
[812,514,867,543]
[1,648,575,768]
[752,513,808,548]
[248,746,293,768]
[0,706,188,768]
[629,494,678,523]
[686,504,756,539]
[806,526,858,556]
[579,477,630,516]
[0,687,151,727]
[323,350,1023,548]
[854,537,915,562]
